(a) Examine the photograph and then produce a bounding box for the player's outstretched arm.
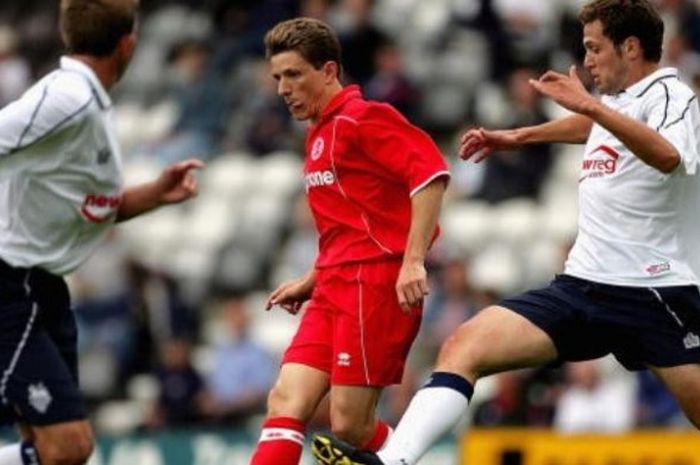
[265,267,317,315]
[459,114,592,162]
[116,158,204,222]
[530,66,680,173]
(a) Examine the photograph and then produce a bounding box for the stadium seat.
[257,151,303,198]
[470,242,523,295]
[441,201,494,256]
[491,199,541,245]
[94,401,146,435]
[200,152,255,199]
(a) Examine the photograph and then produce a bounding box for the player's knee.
[266,384,288,416]
[266,384,314,421]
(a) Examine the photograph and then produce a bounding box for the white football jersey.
[0,57,123,275]
[565,68,700,286]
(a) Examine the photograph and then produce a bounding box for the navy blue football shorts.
[0,259,86,426]
[500,274,700,370]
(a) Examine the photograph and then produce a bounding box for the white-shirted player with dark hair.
[0,1,202,465]
[312,1,700,464]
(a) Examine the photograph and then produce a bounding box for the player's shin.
[377,372,473,465]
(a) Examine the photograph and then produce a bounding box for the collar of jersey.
[316,85,362,123]
[60,56,112,110]
[623,67,678,98]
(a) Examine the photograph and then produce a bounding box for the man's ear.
[117,32,137,59]
[623,36,642,60]
[323,61,339,83]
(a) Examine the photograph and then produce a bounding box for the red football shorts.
[282,259,422,386]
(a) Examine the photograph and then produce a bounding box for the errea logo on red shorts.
[304,170,336,192]
[337,352,352,367]
[579,144,620,182]
[80,193,122,223]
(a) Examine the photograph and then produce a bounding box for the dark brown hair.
[264,18,342,75]
[60,0,138,57]
[579,0,663,62]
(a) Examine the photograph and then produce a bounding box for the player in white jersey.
[0,1,202,465]
[311,1,700,464]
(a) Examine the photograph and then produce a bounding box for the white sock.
[378,372,473,465]
[0,444,23,465]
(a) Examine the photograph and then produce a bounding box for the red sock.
[362,420,391,452]
[249,417,306,465]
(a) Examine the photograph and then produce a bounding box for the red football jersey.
[304,85,450,268]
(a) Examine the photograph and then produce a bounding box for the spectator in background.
[472,371,529,427]
[473,367,562,427]
[657,0,700,53]
[242,61,294,156]
[365,39,420,121]
[0,25,30,107]
[70,231,135,391]
[451,0,512,80]
[473,67,553,203]
[148,338,206,428]
[636,370,689,428]
[554,359,636,433]
[203,297,276,425]
[491,0,557,70]
[420,259,478,366]
[127,260,197,377]
[209,0,298,73]
[150,40,230,164]
[330,0,388,85]
[663,32,700,93]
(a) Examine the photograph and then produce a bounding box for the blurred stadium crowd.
[1,0,699,437]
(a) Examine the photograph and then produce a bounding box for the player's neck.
[623,61,659,90]
[311,81,344,124]
[68,54,119,91]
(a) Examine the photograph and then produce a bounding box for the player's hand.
[529,66,597,115]
[396,260,429,312]
[459,127,523,162]
[265,277,314,315]
[156,158,204,205]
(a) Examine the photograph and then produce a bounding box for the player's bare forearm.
[404,179,447,265]
[460,115,590,161]
[396,178,446,309]
[584,101,680,173]
[116,182,163,222]
[117,159,202,222]
[518,114,592,145]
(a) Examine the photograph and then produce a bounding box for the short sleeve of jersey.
[0,72,93,179]
[356,103,450,196]
[642,87,700,176]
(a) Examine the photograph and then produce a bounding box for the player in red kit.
[249,17,450,465]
